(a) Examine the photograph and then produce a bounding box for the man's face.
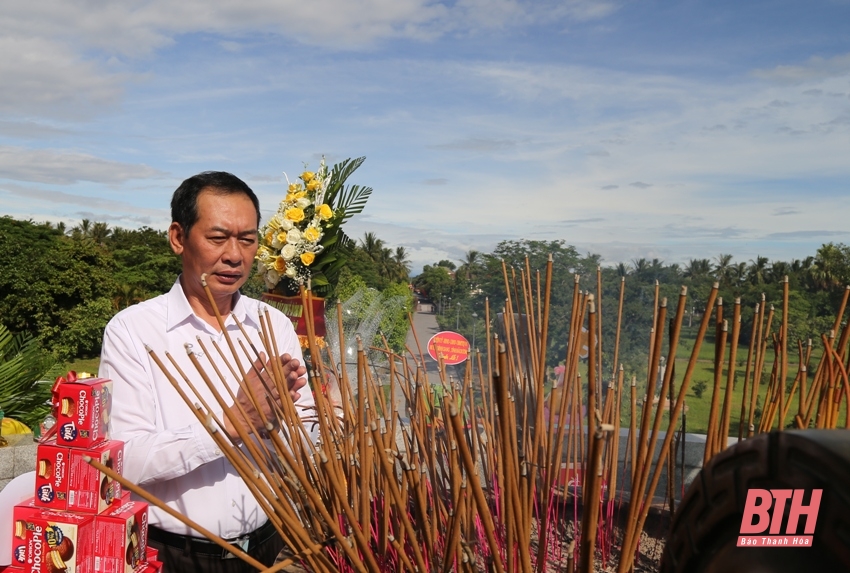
[169,188,259,301]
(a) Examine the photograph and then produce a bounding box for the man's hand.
[223,352,308,440]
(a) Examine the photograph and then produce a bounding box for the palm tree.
[113,284,144,310]
[90,221,110,245]
[0,324,57,429]
[810,243,848,290]
[360,232,385,262]
[631,258,649,276]
[733,262,748,285]
[713,253,735,287]
[71,218,92,240]
[747,256,770,286]
[768,260,790,283]
[379,246,395,279]
[459,250,481,282]
[392,246,411,282]
[684,258,712,280]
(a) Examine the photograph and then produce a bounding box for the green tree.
[0,217,117,360]
[0,323,57,430]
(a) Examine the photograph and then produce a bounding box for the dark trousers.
[148,526,284,573]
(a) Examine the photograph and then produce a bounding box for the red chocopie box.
[55,378,112,448]
[11,502,95,573]
[93,493,148,573]
[34,439,123,514]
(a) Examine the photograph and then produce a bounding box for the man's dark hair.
[171,171,261,235]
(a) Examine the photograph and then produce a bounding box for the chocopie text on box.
[12,502,95,573]
[34,440,123,514]
[55,378,112,448]
[93,493,149,573]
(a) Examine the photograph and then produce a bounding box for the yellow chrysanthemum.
[264,231,274,245]
[273,257,287,272]
[303,227,320,242]
[301,171,315,183]
[317,204,333,220]
[285,191,307,203]
[300,252,315,266]
[285,207,305,222]
[288,183,302,192]
[306,179,320,191]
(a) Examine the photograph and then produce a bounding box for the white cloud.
[1,0,613,57]
[0,36,123,119]
[753,52,850,83]
[0,146,165,184]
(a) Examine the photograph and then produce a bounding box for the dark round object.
[661,430,850,573]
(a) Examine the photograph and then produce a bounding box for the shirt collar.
[166,276,260,332]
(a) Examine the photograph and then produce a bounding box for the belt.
[148,520,277,559]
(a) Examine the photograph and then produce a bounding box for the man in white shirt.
[100,171,314,572]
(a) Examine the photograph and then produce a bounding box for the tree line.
[413,239,850,378]
[0,216,412,362]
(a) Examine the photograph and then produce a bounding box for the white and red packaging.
[11,502,95,573]
[34,440,123,514]
[54,377,112,448]
[93,493,149,573]
[136,562,162,573]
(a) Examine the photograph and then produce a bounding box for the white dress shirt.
[100,278,315,538]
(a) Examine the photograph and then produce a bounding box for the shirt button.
[214,449,221,456]
[232,501,236,507]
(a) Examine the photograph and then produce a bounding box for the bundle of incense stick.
[87,269,850,573]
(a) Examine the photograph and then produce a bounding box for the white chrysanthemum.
[286,228,302,244]
[281,244,297,260]
[285,266,297,278]
[271,234,283,249]
[281,219,294,231]
[295,197,311,209]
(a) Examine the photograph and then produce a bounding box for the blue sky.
[2,0,850,274]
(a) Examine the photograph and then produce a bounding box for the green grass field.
[645,324,839,435]
[64,357,101,375]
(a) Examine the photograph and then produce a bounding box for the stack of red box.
[5,375,163,573]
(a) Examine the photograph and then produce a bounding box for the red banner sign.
[427,331,469,365]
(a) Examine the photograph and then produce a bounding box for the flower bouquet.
[255,156,371,345]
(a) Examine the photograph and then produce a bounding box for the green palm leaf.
[336,184,372,223]
[325,157,366,204]
[0,323,56,430]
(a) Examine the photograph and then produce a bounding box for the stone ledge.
[0,434,36,484]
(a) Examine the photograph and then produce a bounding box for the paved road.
[393,303,466,416]
[405,303,440,368]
